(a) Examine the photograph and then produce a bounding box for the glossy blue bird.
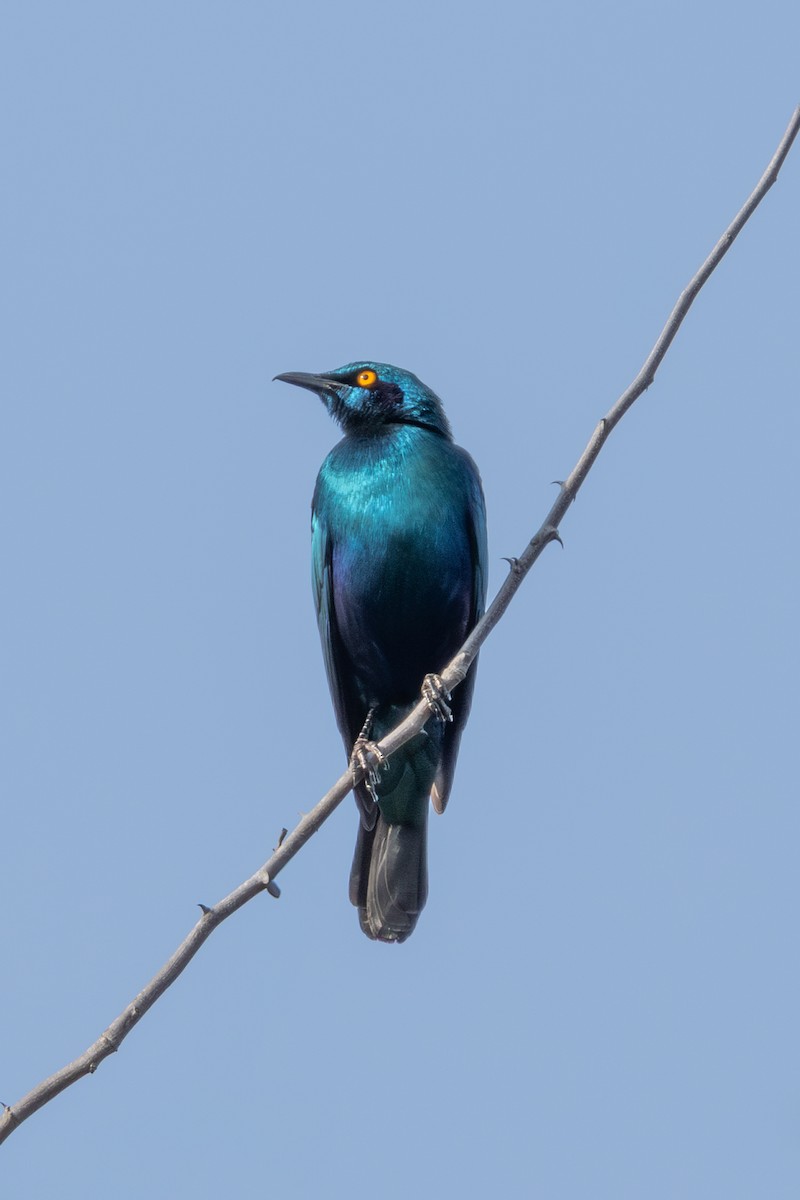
[276,362,487,942]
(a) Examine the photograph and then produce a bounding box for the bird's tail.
[349,808,428,944]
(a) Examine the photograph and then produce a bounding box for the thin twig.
[2,104,798,1148]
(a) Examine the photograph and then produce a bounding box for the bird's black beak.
[274,371,342,396]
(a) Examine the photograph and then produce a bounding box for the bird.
[275,362,487,942]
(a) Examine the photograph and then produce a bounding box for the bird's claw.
[422,673,453,723]
[351,737,386,803]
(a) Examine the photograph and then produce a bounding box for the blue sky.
[2,3,799,1196]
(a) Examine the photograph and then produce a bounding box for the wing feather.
[311,508,377,829]
[431,457,488,813]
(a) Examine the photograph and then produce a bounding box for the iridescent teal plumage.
[276,362,487,941]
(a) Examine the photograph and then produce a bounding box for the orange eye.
[356,369,378,388]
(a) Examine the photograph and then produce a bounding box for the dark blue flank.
[276,362,487,942]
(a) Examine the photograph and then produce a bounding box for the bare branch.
[2,104,798,1148]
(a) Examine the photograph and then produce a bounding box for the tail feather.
[349,811,428,943]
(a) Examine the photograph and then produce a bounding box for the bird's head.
[274,362,451,438]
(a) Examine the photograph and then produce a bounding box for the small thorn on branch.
[259,869,281,898]
[198,903,213,915]
[275,827,288,850]
[502,556,521,575]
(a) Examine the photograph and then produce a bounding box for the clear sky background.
[2,3,798,1197]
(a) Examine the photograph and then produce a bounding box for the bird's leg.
[351,707,386,803]
[422,674,453,723]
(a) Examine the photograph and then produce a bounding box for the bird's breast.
[315,428,475,702]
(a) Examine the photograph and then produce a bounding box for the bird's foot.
[351,709,386,803]
[422,674,453,723]
[351,737,386,803]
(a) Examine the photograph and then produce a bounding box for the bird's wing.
[432,460,488,814]
[311,507,378,829]
[311,509,342,721]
